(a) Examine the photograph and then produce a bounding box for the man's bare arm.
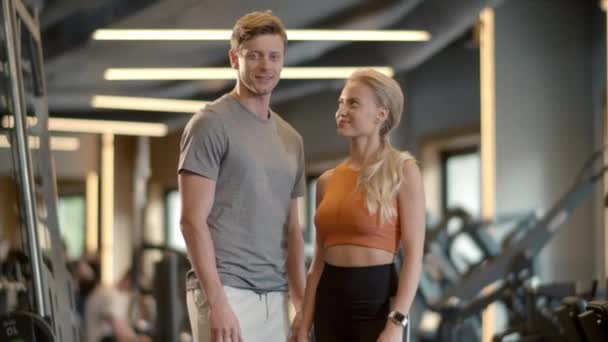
[179,171,242,341]
[286,198,306,310]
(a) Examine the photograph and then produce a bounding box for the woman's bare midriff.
[323,244,395,267]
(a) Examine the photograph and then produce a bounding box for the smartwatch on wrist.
[388,310,409,328]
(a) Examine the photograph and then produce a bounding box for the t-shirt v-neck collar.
[225,93,273,124]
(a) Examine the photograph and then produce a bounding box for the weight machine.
[419,144,608,341]
[0,1,79,340]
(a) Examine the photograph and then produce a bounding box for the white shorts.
[186,286,290,342]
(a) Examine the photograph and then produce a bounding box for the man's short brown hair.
[230,10,287,51]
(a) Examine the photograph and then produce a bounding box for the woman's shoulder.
[397,151,422,190]
[317,168,335,186]
[397,150,416,163]
[315,168,336,204]
[391,150,420,183]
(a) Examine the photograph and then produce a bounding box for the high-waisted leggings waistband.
[314,262,398,342]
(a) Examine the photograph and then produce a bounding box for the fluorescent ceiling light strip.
[284,67,394,79]
[2,116,167,136]
[1,115,38,127]
[287,29,429,41]
[93,29,430,42]
[91,95,208,113]
[50,136,80,151]
[49,118,168,136]
[104,67,394,80]
[0,134,80,151]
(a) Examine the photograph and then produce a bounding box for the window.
[57,195,86,260]
[441,148,481,218]
[304,178,318,264]
[440,147,483,274]
[165,189,186,251]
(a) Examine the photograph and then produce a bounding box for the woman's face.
[335,80,386,138]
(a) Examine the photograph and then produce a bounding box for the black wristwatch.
[387,310,409,328]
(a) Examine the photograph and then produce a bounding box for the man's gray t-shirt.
[178,94,305,292]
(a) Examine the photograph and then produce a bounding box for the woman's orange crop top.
[314,163,401,254]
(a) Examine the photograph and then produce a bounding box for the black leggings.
[314,263,398,342]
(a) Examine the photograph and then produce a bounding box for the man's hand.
[289,310,305,342]
[209,300,242,342]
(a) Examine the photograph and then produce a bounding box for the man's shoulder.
[272,112,302,141]
[186,97,232,131]
[204,94,235,115]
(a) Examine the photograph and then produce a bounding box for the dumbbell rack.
[0,0,79,341]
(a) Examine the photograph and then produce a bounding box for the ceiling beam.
[272,0,506,104]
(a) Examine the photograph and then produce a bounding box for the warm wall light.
[92,29,431,42]
[86,171,99,255]
[91,95,208,113]
[104,66,394,80]
[100,133,114,286]
[480,11,496,221]
[49,118,168,136]
[479,7,497,342]
[0,134,80,151]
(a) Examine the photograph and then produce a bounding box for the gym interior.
[0,0,607,341]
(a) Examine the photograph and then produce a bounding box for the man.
[85,269,151,342]
[178,10,306,342]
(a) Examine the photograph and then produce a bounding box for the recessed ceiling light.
[0,135,80,151]
[91,95,208,113]
[104,67,394,80]
[2,116,168,136]
[92,29,431,42]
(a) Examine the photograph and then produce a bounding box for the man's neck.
[230,86,271,120]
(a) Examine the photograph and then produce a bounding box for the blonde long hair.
[349,69,413,223]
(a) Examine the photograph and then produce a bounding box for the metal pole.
[601,0,608,284]
[2,0,46,317]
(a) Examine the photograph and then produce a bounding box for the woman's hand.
[376,321,404,342]
[288,311,305,342]
[291,327,311,342]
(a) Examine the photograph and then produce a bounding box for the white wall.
[277,37,481,168]
[494,0,596,282]
[403,36,481,154]
[276,88,349,166]
[0,133,99,179]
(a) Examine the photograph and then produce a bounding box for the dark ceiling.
[25,0,504,130]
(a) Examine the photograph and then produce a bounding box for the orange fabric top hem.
[323,239,399,255]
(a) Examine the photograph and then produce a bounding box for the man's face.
[230,34,284,96]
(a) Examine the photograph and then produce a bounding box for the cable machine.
[0,1,79,340]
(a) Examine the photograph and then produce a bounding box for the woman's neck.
[348,135,383,168]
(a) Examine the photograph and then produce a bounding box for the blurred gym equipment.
[0,1,79,340]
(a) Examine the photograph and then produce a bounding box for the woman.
[296,69,425,342]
